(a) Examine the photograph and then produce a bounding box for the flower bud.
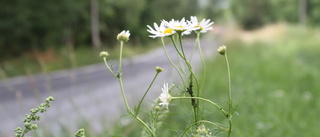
[117,30,130,42]
[155,66,164,73]
[75,128,86,137]
[155,106,161,111]
[217,45,227,55]
[100,51,109,58]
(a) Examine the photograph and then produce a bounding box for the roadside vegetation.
[108,24,320,136]
[0,43,157,78]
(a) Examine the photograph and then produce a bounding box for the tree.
[90,0,101,49]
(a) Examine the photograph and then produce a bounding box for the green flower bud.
[155,66,164,73]
[155,106,161,111]
[217,45,227,55]
[46,96,54,101]
[75,128,86,137]
[99,51,109,58]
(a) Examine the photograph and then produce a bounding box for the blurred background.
[1,0,320,136]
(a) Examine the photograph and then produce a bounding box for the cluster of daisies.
[147,16,214,38]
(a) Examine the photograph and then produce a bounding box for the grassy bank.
[0,43,157,79]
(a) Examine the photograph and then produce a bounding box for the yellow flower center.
[196,25,203,30]
[163,28,173,34]
[176,26,183,29]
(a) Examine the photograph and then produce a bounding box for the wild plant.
[14,96,54,137]
[100,16,236,137]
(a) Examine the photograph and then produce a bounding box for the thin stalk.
[172,97,227,116]
[118,41,124,75]
[103,58,116,77]
[224,53,232,137]
[176,33,201,122]
[196,32,206,97]
[117,41,131,112]
[180,120,228,137]
[170,36,185,60]
[161,38,187,86]
[228,119,232,137]
[135,72,160,116]
[116,41,155,136]
[134,114,156,137]
[118,77,131,113]
[175,34,200,94]
[225,53,232,107]
[188,37,198,62]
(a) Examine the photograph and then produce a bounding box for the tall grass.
[200,26,320,137]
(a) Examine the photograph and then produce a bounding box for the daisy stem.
[117,41,155,137]
[180,120,228,137]
[117,41,131,113]
[224,53,233,137]
[176,33,200,94]
[225,53,232,108]
[196,32,206,97]
[118,41,124,76]
[135,72,160,116]
[177,33,201,122]
[161,37,187,87]
[102,58,116,77]
[171,35,199,91]
[134,115,156,137]
[171,97,227,116]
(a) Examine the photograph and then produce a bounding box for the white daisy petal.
[159,82,172,109]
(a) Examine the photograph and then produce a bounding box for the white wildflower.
[163,18,197,35]
[147,21,175,38]
[189,16,214,33]
[117,30,130,42]
[159,82,172,109]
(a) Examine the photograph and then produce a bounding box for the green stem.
[117,41,131,112]
[103,58,116,77]
[180,120,228,137]
[134,115,156,137]
[118,78,131,113]
[171,34,201,122]
[116,41,155,136]
[196,32,206,97]
[171,35,200,91]
[172,97,227,116]
[225,53,232,107]
[135,72,159,116]
[118,41,124,75]
[175,34,200,95]
[224,53,232,137]
[227,119,232,137]
[161,38,187,86]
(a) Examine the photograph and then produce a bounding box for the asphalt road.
[0,37,218,136]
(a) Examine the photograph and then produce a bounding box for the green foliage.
[75,129,86,137]
[14,96,55,137]
[0,0,204,61]
[308,0,320,25]
[229,0,320,29]
[202,26,320,136]
[0,0,90,60]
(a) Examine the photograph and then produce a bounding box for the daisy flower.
[117,30,130,42]
[189,16,214,33]
[163,18,197,35]
[159,82,172,109]
[147,21,176,38]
